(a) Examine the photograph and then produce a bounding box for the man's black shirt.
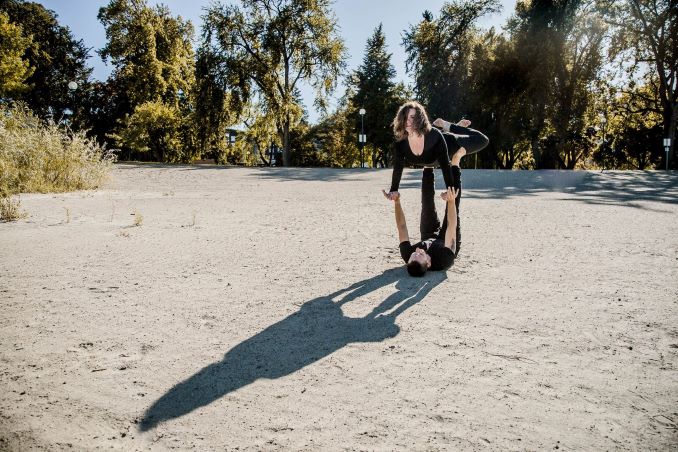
[399,238,455,271]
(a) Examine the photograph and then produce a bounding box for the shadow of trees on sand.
[398,169,678,208]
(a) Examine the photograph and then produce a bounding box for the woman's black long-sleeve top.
[389,128,453,193]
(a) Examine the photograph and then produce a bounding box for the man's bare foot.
[451,147,466,166]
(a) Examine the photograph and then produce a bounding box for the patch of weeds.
[0,195,28,222]
[133,210,143,227]
[0,103,116,196]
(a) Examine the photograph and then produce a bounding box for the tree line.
[1,0,675,169]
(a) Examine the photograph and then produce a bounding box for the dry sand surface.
[1,164,677,451]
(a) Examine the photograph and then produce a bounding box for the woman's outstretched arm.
[389,144,405,193]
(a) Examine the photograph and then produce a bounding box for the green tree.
[549,5,606,169]
[350,24,408,168]
[600,0,678,168]
[239,102,282,165]
[98,0,196,160]
[0,11,33,98]
[615,122,664,170]
[467,30,533,169]
[0,0,92,122]
[507,0,586,168]
[308,104,360,167]
[193,43,235,161]
[203,0,346,166]
[403,1,501,121]
[113,100,189,162]
[98,0,195,109]
[592,83,665,169]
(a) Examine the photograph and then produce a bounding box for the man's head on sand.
[407,248,431,277]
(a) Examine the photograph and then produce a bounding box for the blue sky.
[38,0,517,122]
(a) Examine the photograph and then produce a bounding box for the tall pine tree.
[350,24,407,167]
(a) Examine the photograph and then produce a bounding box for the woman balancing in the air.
[384,100,488,199]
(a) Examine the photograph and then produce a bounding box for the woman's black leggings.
[437,124,489,156]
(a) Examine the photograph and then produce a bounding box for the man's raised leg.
[420,168,440,241]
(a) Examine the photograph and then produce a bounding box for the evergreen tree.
[350,24,407,167]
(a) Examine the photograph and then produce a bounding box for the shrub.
[0,103,116,196]
[0,194,27,222]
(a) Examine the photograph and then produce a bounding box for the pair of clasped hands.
[381,187,459,202]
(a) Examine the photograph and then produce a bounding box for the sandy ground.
[1,164,677,451]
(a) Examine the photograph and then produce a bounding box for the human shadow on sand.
[139,268,446,431]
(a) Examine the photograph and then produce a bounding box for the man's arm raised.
[443,187,459,251]
[382,189,409,243]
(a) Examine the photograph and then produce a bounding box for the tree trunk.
[257,142,270,166]
[530,106,546,168]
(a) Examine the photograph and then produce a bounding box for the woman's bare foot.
[451,147,467,166]
[432,118,450,131]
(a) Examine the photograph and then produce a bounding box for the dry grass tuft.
[0,195,28,222]
[133,210,143,227]
[0,103,117,196]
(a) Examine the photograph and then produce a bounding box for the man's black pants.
[420,165,462,257]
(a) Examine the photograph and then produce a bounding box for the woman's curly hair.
[392,101,431,141]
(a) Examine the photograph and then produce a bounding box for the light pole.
[664,138,672,170]
[64,81,78,123]
[359,108,366,168]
